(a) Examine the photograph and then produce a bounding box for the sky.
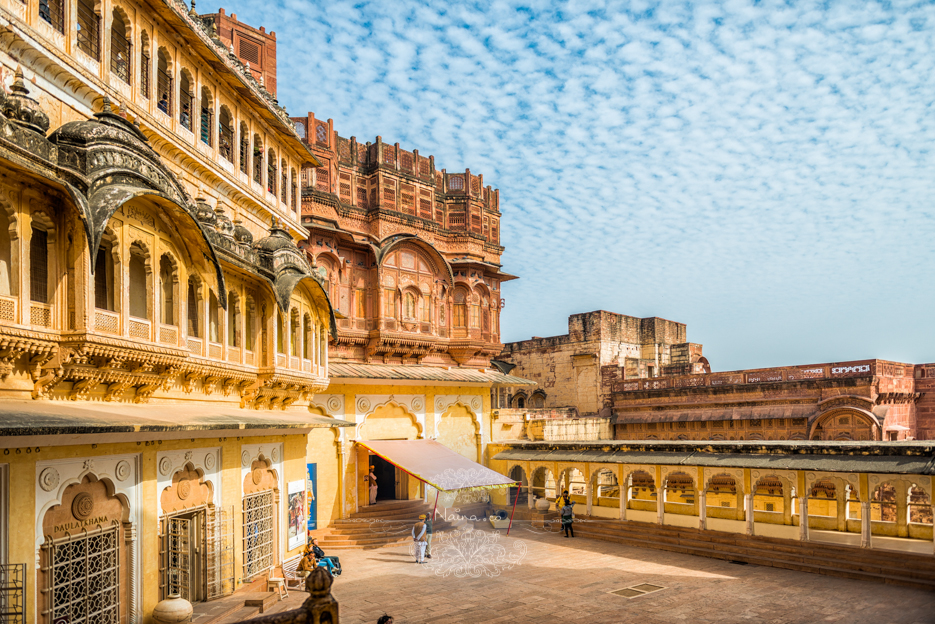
[210,0,935,371]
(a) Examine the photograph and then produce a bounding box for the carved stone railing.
[240,568,338,624]
[0,295,16,323]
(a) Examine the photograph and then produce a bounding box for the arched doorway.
[509,466,528,507]
[40,475,129,624]
[242,457,279,580]
[160,463,215,603]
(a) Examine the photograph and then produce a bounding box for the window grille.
[200,106,212,146]
[179,91,193,131]
[206,507,235,600]
[76,1,101,61]
[140,53,151,98]
[157,70,172,115]
[41,523,120,624]
[292,181,298,209]
[110,26,131,84]
[0,563,26,624]
[40,0,64,32]
[242,491,275,580]
[240,135,249,173]
[239,39,260,65]
[219,121,233,162]
[30,228,48,304]
[281,171,287,203]
[268,160,277,195]
[164,516,193,601]
[253,146,263,184]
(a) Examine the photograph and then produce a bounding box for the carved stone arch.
[0,186,19,298]
[243,455,279,495]
[809,407,879,441]
[356,400,422,440]
[374,235,454,286]
[161,462,214,515]
[751,471,796,495]
[662,465,698,487]
[110,3,132,37]
[704,469,745,493]
[437,401,481,460]
[46,107,230,308]
[41,472,131,539]
[274,275,336,339]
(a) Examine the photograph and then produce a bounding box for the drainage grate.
[609,583,667,599]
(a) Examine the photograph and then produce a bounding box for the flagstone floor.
[241,526,935,624]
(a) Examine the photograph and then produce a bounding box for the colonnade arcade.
[506,460,935,553]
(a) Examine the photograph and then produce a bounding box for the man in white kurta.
[412,515,427,563]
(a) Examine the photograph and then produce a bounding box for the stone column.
[699,489,707,530]
[656,483,664,525]
[860,501,871,548]
[125,522,138,624]
[619,483,627,522]
[586,481,593,517]
[799,496,809,541]
[526,481,534,510]
[836,487,847,533]
[745,493,754,536]
[931,505,935,555]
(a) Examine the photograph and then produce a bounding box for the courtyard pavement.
[262,526,935,624]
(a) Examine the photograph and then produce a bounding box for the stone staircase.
[316,500,459,550]
[572,516,935,591]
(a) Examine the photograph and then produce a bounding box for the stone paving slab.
[253,527,935,624]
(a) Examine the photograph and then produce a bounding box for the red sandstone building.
[499,311,934,442]
[204,8,278,95]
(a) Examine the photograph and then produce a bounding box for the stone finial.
[0,66,50,135]
[188,0,197,17]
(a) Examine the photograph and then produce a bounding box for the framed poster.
[307,463,318,537]
[287,479,306,551]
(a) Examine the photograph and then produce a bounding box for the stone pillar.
[836,487,847,533]
[745,493,754,536]
[860,501,871,548]
[526,482,534,510]
[586,481,593,517]
[782,486,793,526]
[124,522,138,624]
[619,483,627,522]
[799,496,809,541]
[931,505,935,555]
[656,484,664,525]
[699,489,707,530]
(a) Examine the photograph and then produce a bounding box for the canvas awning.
[357,439,515,493]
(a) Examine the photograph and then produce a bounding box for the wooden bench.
[280,554,305,591]
[267,555,302,599]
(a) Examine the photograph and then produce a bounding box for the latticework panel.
[207,507,235,600]
[95,310,119,334]
[42,525,120,624]
[30,304,51,327]
[128,318,150,339]
[0,297,15,322]
[242,491,275,580]
[208,343,223,359]
[188,337,202,355]
[159,325,178,345]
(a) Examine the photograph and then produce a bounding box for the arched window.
[110,9,131,83]
[290,308,299,356]
[469,292,480,328]
[76,0,101,60]
[291,169,298,212]
[871,483,897,522]
[157,48,172,115]
[253,135,263,184]
[179,71,193,131]
[294,121,306,139]
[39,0,65,32]
[227,291,240,347]
[303,314,311,359]
[29,225,49,304]
[239,123,249,173]
[276,309,285,354]
[245,296,255,352]
[403,292,416,320]
[909,485,933,525]
[281,159,288,204]
[453,290,467,328]
[219,106,234,162]
[267,149,277,195]
[187,278,200,338]
[159,255,176,325]
[200,86,213,146]
[208,290,220,343]
[0,210,13,297]
[128,243,148,319]
[140,31,151,99]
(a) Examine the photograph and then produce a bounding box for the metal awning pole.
[507,481,519,536]
[432,489,439,519]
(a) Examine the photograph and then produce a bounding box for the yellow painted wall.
[3,432,308,624]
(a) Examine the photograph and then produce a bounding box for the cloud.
[212,0,935,370]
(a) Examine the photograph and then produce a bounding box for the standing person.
[412,514,428,563]
[424,512,433,560]
[561,501,575,538]
[366,465,378,505]
[557,489,571,509]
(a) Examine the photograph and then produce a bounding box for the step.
[570,522,935,590]
[243,592,280,614]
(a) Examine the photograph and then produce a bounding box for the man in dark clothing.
[561,502,575,538]
[557,490,572,509]
[424,513,433,559]
[311,538,341,575]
